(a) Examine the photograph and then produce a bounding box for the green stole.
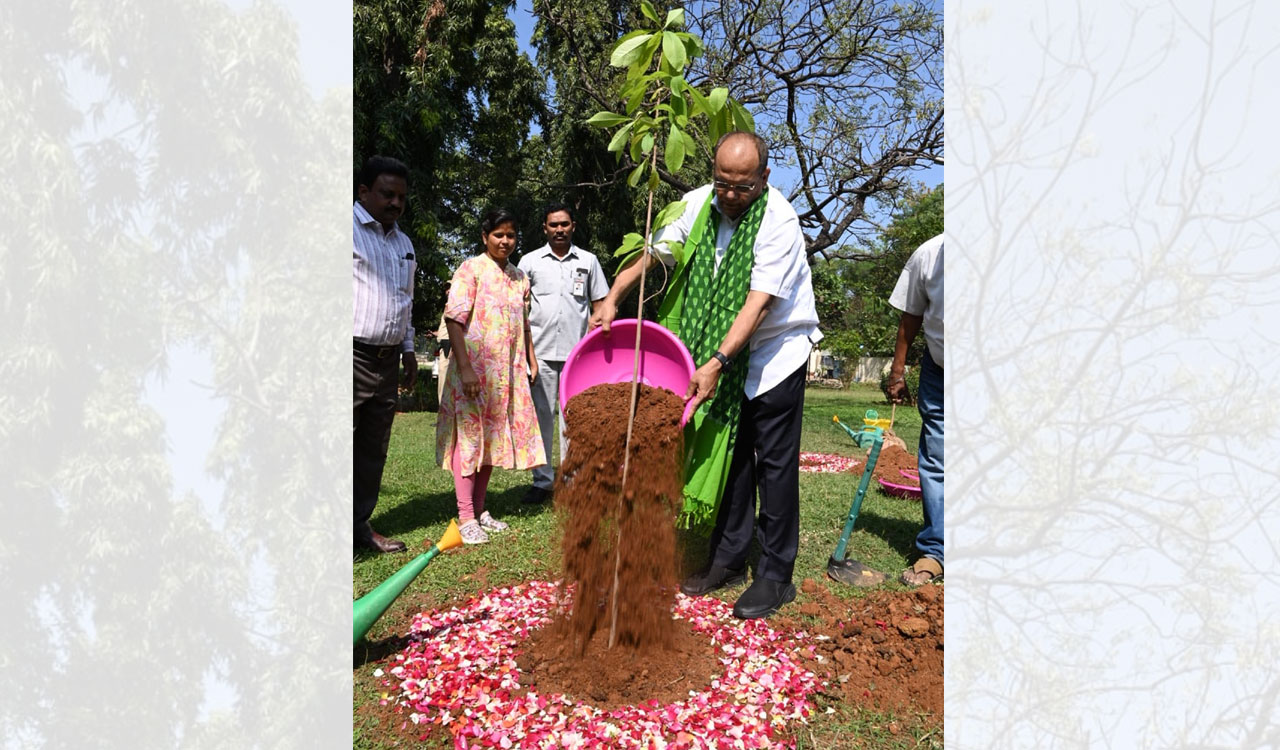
[656,190,769,526]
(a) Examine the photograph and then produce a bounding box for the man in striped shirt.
[353,155,416,554]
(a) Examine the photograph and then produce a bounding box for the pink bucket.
[560,319,698,425]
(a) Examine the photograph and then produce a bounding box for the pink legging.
[451,445,493,523]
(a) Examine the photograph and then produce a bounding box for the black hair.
[480,207,520,236]
[542,202,576,224]
[357,155,409,189]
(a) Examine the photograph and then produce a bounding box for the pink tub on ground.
[560,319,697,426]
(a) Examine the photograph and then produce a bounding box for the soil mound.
[515,615,722,711]
[783,579,943,715]
[871,443,920,490]
[553,382,686,650]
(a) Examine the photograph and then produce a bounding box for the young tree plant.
[584,1,753,648]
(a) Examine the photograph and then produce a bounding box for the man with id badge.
[516,204,609,504]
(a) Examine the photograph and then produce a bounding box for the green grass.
[354,383,938,749]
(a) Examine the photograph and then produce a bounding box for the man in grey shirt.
[516,204,609,504]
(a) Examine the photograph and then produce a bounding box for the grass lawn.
[354,383,941,749]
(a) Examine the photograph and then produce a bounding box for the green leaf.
[679,126,698,156]
[661,31,687,72]
[641,131,655,154]
[669,93,687,125]
[709,107,731,144]
[625,83,647,115]
[664,7,685,28]
[687,85,711,117]
[670,75,687,98]
[615,232,645,256]
[648,169,659,191]
[663,239,686,265]
[653,200,688,230]
[613,249,645,275]
[627,162,647,187]
[639,0,659,24]
[586,111,631,128]
[707,87,728,114]
[729,99,755,132]
[607,122,634,154]
[664,123,686,172]
[681,32,703,59]
[610,33,653,68]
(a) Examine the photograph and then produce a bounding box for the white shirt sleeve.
[651,188,704,267]
[588,254,609,302]
[889,248,929,316]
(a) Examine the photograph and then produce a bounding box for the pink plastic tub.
[878,476,923,500]
[560,319,697,425]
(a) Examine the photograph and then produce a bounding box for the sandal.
[459,520,490,545]
[478,511,508,533]
[901,557,942,586]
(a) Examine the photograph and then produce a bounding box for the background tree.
[355,0,545,336]
[818,185,943,363]
[687,0,943,260]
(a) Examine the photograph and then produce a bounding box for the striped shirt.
[353,202,416,351]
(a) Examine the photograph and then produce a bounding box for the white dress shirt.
[654,184,822,398]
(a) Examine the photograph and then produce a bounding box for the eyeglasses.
[712,179,759,194]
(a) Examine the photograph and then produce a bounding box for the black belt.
[353,339,402,359]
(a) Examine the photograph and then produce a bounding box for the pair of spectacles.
[712,179,758,194]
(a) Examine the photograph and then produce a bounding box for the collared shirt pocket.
[400,256,416,296]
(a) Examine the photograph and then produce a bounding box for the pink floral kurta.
[436,254,545,474]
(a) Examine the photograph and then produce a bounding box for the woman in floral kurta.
[437,208,545,544]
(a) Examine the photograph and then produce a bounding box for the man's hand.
[588,297,618,334]
[886,374,911,405]
[684,360,723,412]
[401,352,418,391]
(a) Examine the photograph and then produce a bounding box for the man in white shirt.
[353,155,417,554]
[590,131,821,619]
[517,204,610,504]
[887,234,944,585]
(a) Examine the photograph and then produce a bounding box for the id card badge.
[572,268,587,297]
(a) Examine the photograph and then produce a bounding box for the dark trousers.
[709,363,807,583]
[354,346,400,541]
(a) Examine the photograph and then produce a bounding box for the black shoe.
[355,531,407,554]
[732,577,796,619]
[521,486,551,504]
[680,564,748,596]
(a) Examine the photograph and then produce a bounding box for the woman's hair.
[480,207,520,237]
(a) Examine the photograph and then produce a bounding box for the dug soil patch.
[784,578,943,715]
[871,443,921,491]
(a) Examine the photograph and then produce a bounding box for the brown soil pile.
[781,578,943,715]
[515,615,722,711]
[870,443,920,489]
[552,382,686,651]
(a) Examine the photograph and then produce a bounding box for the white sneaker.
[478,511,509,533]
[459,520,490,545]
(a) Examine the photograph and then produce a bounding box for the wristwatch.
[711,350,732,370]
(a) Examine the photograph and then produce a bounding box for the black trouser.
[353,343,400,542]
[709,363,807,583]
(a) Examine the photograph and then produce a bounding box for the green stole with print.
[656,190,768,526]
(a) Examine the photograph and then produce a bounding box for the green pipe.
[354,521,461,644]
